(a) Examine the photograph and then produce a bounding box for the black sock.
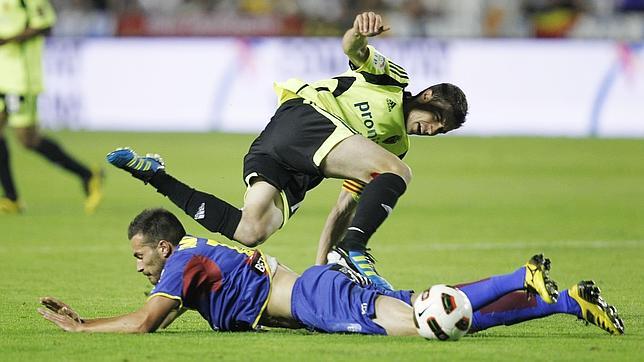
[0,137,18,200]
[34,137,92,180]
[149,171,242,240]
[338,173,407,251]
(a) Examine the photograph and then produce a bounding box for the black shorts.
[243,98,354,219]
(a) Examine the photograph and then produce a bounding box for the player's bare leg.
[15,125,101,213]
[320,134,412,290]
[233,180,284,246]
[372,295,417,336]
[322,134,412,183]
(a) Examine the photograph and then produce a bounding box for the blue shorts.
[290,264,413,335]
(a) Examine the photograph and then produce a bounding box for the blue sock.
[457,267,526,310]
[470,290,582,332]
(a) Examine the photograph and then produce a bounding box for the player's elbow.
[135,320,160,334]
[133,312,166,334]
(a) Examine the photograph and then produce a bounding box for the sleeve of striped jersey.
[353,45,409,87]
[342,179,367,201]
[149,263,184,309]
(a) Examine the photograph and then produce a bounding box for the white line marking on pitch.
[416,240,643,251]
[0,240,642,254]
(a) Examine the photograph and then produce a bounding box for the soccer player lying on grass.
[106,10,468,292]
[38,208,624,336]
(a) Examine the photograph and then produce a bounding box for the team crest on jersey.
[372,52,386,72]
[383,135,401,144]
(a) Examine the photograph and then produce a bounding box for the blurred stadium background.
[40,0,644,137]
[50,0,644,38]
[2,1,643,360]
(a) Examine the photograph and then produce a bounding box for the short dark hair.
[411,83,468,131]
[128,208,186,246]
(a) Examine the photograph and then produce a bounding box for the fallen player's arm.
[342,11,390,68]
[38,295,179,333]
[158,306,186,329]
[315,189,357,265]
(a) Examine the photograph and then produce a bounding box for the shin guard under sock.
[338,173,407,251]
[0,137,17,200]
[149,171,242,240]
[457,267,526,311]
[469,290,581,332]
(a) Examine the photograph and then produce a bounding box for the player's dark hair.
[128,208,186,246]
[407,83,468,132]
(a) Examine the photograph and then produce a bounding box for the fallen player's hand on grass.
[40,296,82,322]
[38,306,83,332]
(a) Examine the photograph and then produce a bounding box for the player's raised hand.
[39,296,82,323]
[353,12,390,37]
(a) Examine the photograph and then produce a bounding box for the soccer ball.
[413,284,473,341]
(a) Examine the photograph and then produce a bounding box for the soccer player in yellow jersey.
[0,0,102,214]
[108,12,468,291]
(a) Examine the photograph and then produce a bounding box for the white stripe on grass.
[1,240,642,254]
[420,240,643,251]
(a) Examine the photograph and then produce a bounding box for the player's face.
[130,233,166,285]
[406,108,447,136]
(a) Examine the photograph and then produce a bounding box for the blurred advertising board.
[40,38,644,137]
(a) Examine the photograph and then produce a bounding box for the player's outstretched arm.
[38,295,179,333]
[315,189,357,265]
[342,11,390,68]
[158,307,187,329]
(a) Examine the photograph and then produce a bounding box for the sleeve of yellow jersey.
[26,0,56,30]
[351,45,409,88]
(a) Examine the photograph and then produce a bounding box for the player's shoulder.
[351,45,409,88]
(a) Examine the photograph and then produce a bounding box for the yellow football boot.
[84,168,104,215]
[524,253,559,304]
[0,197,23,214]
[569,280,624,335]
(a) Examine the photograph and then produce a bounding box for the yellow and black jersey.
[273,45,410,159]
[0,0,56,94]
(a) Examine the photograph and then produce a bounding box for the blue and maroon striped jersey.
[149,236,272,331]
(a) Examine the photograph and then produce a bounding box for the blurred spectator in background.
[618,0,644,12]
[0,0,103,214]
[52,0,115,36]
[522,0,586,38]
[40,0,644,39]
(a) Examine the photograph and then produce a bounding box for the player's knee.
[20,137,39,149]
[377,161,412,185]
[235,218,275,247]
[15,131,39,149]
[236,228,269,247]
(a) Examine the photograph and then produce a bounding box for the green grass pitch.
[0,131,642,361]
